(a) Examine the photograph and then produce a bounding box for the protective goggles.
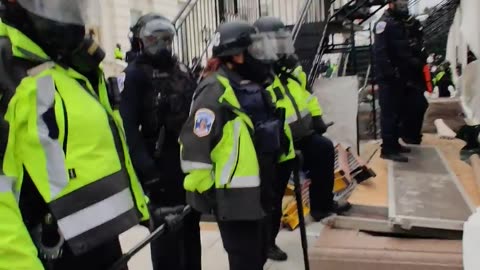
[139,19,176,51]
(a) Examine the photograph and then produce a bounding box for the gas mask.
[391,0,409,17]
[139,18,176,68]
[70,37,106,73]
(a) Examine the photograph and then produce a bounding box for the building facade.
[93,0,185,61]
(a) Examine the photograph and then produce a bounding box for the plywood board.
[349,134,480,207]
[389,146,474,231]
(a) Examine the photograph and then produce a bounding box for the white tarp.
[447,2,480,126]
[312,76,359,151]
[460,60,480,124]
[460,0,480,58]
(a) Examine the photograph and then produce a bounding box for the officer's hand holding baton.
[108,205,192,270]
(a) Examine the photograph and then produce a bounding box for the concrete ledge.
[309,227,463,270]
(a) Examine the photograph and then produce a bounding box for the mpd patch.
[194,108,215,137]
[375,21,387,34]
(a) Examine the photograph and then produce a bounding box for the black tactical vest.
[139,62,196,150]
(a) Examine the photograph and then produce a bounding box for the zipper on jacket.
[227,131,241,186]
[55,89,68,157]
[281,81,302,122]
[75,78,140,210]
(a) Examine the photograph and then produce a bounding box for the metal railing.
[172,0,222,68]
[292,0,326,43]
[174,0,323,71]
[306,0,390,87]
[172,0,265,70]
[307,0,357,87]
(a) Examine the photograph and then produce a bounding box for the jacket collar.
[0,20,50,63]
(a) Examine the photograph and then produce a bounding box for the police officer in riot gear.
[120,13,201,270]
[374,0,419,162]
[401,15,429,144]
[254,16,351,261]
[0,0,150,269]
[179,20,295,270]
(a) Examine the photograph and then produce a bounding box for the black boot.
[402,137,422,145]
[267,245,288,261]
[332,201,352,214]
[397,145,412,153]
[311,201,352,222]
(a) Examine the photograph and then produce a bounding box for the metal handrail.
[306,0,390,87]
[307,0,357,87]
[172,0,220,67]
[176,0,261,70]
[342,52,350,77]
[307,17,331,87]
[292,0,313,42]
[358,64,371,93]
[172,0,195,26]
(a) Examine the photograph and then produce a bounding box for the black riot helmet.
[133,13,176,67]
[213,20,279,84]
[212,20,278,63]
[129,13,164,53]
[12,0,102,63]
[253,16,285,33]
[212,20,256,58]
[131,13,165,40]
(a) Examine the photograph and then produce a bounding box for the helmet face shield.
[247,33,279,62]
[139,18,175,56]
[17,0,99,26]
[271,30,295,56]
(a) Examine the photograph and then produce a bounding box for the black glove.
[152,205,188,233]
[312,116,328,135]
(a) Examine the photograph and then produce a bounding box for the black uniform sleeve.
[374,21,397,80]
[312,115,328,135]
[120,68,158,181]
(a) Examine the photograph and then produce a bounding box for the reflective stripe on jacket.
[0,20,149,268]
[179,69,294,221]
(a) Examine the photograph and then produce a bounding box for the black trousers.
[149,145,202,270]
[46,238,125,270]
[438,78,453,98]
[217,220,265,270]
[379,81,404,153]
[400,84,428,144]
[216,154,277,270]
[150,208,202,270]
[270,134,335,246]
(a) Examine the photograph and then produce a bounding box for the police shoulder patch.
[117,72,126,93]
[375,21,387,34]
[194,108,215,137]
